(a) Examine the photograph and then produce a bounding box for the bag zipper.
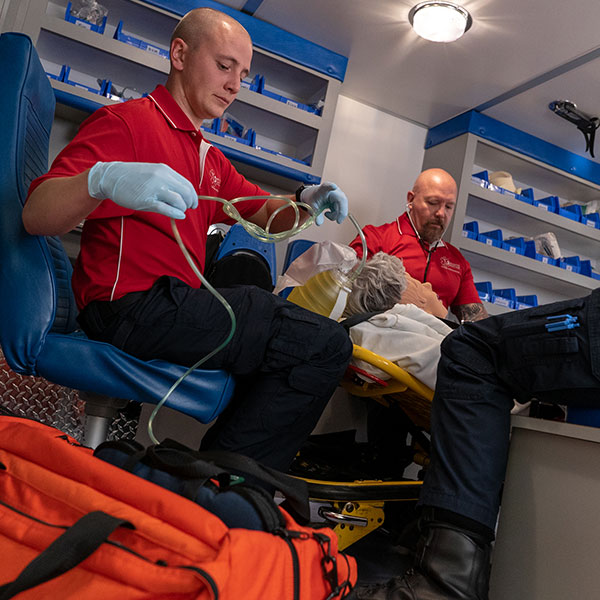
[275,528,307,600]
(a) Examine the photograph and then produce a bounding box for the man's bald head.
[166,7,253,128]
[406,168,457,244]
[412,168,457,198]
[171,7,251,50]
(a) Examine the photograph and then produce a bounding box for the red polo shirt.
[28,85,266,309]
[349,213,480,309]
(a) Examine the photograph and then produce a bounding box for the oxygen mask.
[286,214,367,320]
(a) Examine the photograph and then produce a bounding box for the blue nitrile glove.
[300,182,349,226]
[88,162,198,220]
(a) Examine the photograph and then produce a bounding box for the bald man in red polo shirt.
[23,7,352,471]
[350,168,488,323]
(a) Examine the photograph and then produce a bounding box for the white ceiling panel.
[217,0,600,158]
[483,58,600,163]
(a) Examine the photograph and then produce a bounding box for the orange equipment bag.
[0,415,357,599]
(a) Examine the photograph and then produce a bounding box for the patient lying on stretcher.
[343,252,454,389]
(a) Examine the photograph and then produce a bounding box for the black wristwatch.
[295,184,309,205]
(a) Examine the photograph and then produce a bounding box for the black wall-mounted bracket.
[549,100,600,158]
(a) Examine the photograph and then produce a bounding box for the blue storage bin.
[262,89,322,114]
[592,272,600,281]
[103,81,145,102]
[255,145,278,156]
[502,237,526,255]
[579,259,593,277]
[217,114,246,138]
[62,65,105,95]
[558,255,581,274]
[492,287,516,309]
[241,74,263,92]
[232,129,256,146]
[471,170,489,188]
[255,144,307,164]
[201,118,217,134]
[65,1,107,33]
[523,240,558,266]
[478,228,503,248]
[535,195,560,213]
[583,212,600,229]
[567,406,600,428]
[515,294,538,309]
[257,75,322,115]
[45,63,67,81]
[515,188,535,205]
[462,220,479,240]
[558,203,583,222]
[214,118,256,146]
[474,281,494,302]
[114,21,169,59]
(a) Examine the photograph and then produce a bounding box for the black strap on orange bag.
[0,511,133,600]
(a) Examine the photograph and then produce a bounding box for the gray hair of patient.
[343,252,407,317]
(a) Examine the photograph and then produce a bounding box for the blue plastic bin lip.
[65,0,107,33]
[113,20,169,58]
[138,0,348,81]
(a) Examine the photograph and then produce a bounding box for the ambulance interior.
[2,1,600,597]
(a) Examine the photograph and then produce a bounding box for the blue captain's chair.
[283,239,316,272]
[206,223,277,291]
[279,239,316,298]
[0,32,235,448]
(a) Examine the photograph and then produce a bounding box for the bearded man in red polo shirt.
[23,7,352,471]
[350,168,488,323]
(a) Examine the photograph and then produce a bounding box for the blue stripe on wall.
[54,88,103,114]
[241,0,264,15]
[426,110,600,186]
[140,0,347,81]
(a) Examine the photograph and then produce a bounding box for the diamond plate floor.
[0,346,138,443]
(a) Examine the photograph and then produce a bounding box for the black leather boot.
[356,522,491,600]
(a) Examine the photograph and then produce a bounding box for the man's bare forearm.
[246,195,310,233]
[23,170,101,236]
[452,303,489,322]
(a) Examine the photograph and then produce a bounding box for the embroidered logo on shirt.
[440,256,461,273]
[209,169,221,192]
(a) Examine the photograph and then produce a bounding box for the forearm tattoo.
[453,303,489,322]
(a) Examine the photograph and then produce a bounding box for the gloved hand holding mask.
[88,161,198,220]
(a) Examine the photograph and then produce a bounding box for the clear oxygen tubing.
[346,213,367,282]
[146,195,367,444]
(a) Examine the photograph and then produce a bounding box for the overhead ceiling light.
[409,1,472,43]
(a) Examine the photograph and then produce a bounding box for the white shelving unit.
[423,130,600,308]
[5,0,345,187]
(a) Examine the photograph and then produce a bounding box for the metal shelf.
[474,138,600,203]
[466,181,600,257]
[425,132,600,305]
[459,237,598,297]
[21,0,343,189]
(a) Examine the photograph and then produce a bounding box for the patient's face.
[400,273,447,318]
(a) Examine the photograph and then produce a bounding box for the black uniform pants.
[78,276,353,471]
[420,288,600,530]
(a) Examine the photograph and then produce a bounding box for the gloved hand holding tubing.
[88,162,198,219]
[299,182,349,226]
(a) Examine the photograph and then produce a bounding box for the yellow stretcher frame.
[298,344,436,550]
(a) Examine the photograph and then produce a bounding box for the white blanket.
[349,303,453,389]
